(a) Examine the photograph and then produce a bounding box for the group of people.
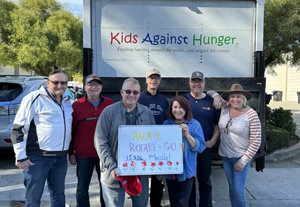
[11,68,261,207]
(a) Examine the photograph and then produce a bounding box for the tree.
[0,0,17,68]
[264,0,300,68]
[0,0,16,44]
[0,0,82,76]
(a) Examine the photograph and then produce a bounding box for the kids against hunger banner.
[118,125,183,176]
[93,1,256,77]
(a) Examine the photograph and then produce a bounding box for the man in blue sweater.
[184,71,220,207]
[138,69,169,207]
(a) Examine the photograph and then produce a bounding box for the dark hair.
[48,70,68,79]
[168,96,193,120]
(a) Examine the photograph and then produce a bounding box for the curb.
[266,141,300,162]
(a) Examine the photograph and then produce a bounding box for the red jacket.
[69,96,114,158]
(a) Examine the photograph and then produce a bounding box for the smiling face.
[121,82,141,108]
[84,80,102,98]
[146,74,161,91]
[228,94,245,110]
[47,72,68,98]
[189,78,205,97]
[172,101,186,123]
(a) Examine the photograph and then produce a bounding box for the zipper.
[44,87,67,151]
[62,106,66,151]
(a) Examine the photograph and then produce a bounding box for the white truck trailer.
[82,0,266,171]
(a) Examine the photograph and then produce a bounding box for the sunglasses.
[225,118,233,134]
[48,79,68,86]
[123,89,140,95]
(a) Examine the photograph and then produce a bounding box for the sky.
[57,0,83,16]
[9,0,83,16]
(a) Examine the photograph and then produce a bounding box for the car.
[0,76,76,149]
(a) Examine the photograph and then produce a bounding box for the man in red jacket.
[69,74,114,207]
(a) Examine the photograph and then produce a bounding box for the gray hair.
[48,69,68,80]
[122,77,140,89]
[226,94,250,110]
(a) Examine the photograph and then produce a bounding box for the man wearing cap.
[95,77,156,207]
[184,71,220,207]
[69,74,114,207]
[138,68,169,207]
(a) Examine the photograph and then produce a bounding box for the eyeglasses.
[148,76,160,80]
[190,80,203,84]
[225,118,233,134]
[48,79,68,86]
[123,90,140,95]
[87,82,101,87]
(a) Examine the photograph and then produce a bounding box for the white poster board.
[92,0,256,77]
[118,125,183,176]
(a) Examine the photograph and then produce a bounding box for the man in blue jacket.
[138,69,169,207]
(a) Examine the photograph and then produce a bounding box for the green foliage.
[266,107,297,154]
[266,123,290,154]
[72,71,83,83]
[266,105,272,120]
[0,0,82,76]
[0,0,16,43]
[267,107,297,135]
[264,0,300,67]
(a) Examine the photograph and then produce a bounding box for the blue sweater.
[138,90,169,125]
[163,118,206,181]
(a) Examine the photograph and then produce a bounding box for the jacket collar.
[120,101,145,115]
[40,86,69,103]
[166,118,192,125]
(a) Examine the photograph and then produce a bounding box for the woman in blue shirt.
[163,96,206,207]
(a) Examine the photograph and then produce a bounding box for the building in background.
[265,63,300,102]
[0,67,34,77]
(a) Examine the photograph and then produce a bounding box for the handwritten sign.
[118,125,183,176]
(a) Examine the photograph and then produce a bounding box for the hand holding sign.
[181,124,189,137]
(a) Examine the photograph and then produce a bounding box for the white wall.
[265,63,300,102]
[0,67,34,76]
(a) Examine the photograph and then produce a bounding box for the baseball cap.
[85,74,102,84]
[146,69,161,78]
[190,71,204,81]
[116,176,142,196]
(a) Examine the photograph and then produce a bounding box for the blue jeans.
[101,176,149,207]
[76,157,105,207]
[23,155,68,207]
[221,157,250,207]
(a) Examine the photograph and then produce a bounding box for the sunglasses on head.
[124,89,140,95]
[48,79,68,86]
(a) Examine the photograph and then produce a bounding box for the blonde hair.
[226,94,250,110]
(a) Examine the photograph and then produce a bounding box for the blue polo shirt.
[184,92,220,141]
